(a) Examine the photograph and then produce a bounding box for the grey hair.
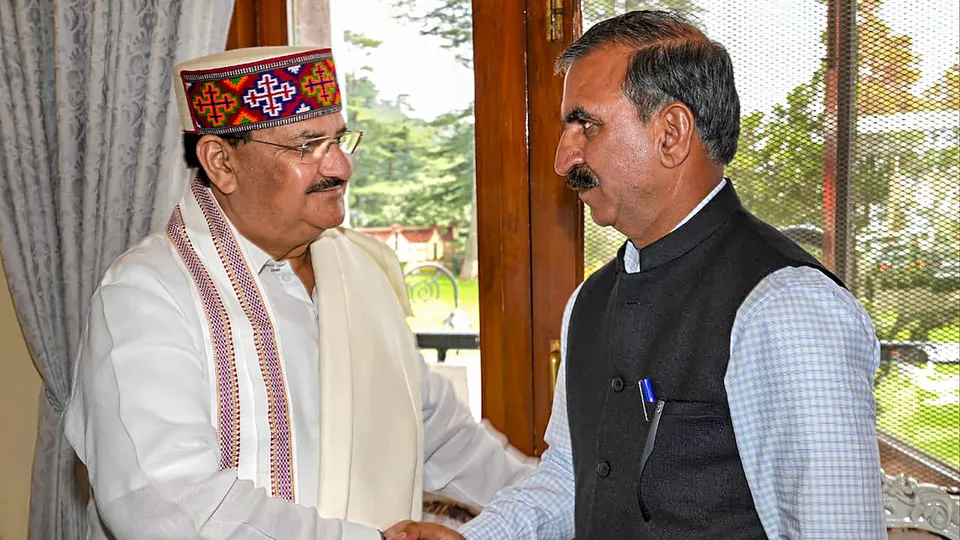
[557,10,740,165]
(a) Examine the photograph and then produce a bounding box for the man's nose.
[554,130,585,177]
[321,145,352,179]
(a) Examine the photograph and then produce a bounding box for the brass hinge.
[547,0,563,42]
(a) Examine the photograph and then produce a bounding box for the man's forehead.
[561,45,634,116]
[562,46,633,97]
[266,113,347,140]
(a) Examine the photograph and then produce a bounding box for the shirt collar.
[623,178,731,274]
[235,229,279,275]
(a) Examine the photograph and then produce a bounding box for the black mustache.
[565,165,600,191]
[305,177,346,194]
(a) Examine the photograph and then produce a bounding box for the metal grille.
[580,0,959,486]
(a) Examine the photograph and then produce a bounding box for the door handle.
[549,338,561,396]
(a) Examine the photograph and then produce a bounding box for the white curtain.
[0,1,234,537]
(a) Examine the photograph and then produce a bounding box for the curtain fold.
[0,1,235,538]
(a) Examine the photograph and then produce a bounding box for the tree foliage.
[394,0,474,68]
[343,31,472,254]
[729,0,958,341]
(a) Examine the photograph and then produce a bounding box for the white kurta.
[64,217,534,539]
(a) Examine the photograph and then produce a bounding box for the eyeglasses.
[246,130,364,164]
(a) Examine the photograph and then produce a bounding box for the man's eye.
[304,140,329,153]
[581,120,594,131]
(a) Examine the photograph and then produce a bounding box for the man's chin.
[314,214,346,233]
[589,212,614,228]
[306,194,346,226]
[584,199,616,228]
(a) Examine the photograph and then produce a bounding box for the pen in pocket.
[639,377,656,422]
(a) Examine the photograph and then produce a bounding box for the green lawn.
[407,278,479,332]
[868,290,960,343]
[881,320,960,342]
[875,362,960,468]
[929,324,960,342]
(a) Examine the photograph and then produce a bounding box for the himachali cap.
[174,46,342,135]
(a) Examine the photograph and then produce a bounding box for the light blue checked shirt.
[460,183,887,540]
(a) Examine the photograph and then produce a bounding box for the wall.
[0,258,41,540]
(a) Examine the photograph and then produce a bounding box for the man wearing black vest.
[389,10,886,540]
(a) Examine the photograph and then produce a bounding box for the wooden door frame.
[473,0,581,455]
[472,0,537,454]
[526,0,582,455]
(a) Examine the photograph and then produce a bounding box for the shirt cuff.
[459,511,515,539]
[341,521,383,540]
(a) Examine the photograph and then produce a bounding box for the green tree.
[726,72,827,230]
[731,0,928,231]
[731,0,958,344]
[393,0,479,277]
[398,107,476,267]
[394,0,473,68]
[343,32,470,236]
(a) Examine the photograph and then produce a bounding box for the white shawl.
[166,180,423,529]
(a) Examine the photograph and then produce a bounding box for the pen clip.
[638,380,649,421]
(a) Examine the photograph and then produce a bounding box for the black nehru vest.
[566,181,840,539]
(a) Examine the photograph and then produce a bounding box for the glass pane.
[578,0,959,486]
[852,0,959,486]
[291,0,482,421]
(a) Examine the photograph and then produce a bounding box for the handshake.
[383,521,464,540]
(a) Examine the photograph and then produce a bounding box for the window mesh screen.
[580,0,959,486]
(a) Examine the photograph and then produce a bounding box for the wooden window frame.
[227,0,289,49]
[473,0,580,455]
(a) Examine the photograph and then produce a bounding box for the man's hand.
[384,520,465,540]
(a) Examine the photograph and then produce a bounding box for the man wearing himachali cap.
[64,47,534,540]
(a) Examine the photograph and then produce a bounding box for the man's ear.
[655,102,695,169]
[196,135,239,195]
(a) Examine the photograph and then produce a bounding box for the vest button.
[596,461,611,477]
[610,377,624,392]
